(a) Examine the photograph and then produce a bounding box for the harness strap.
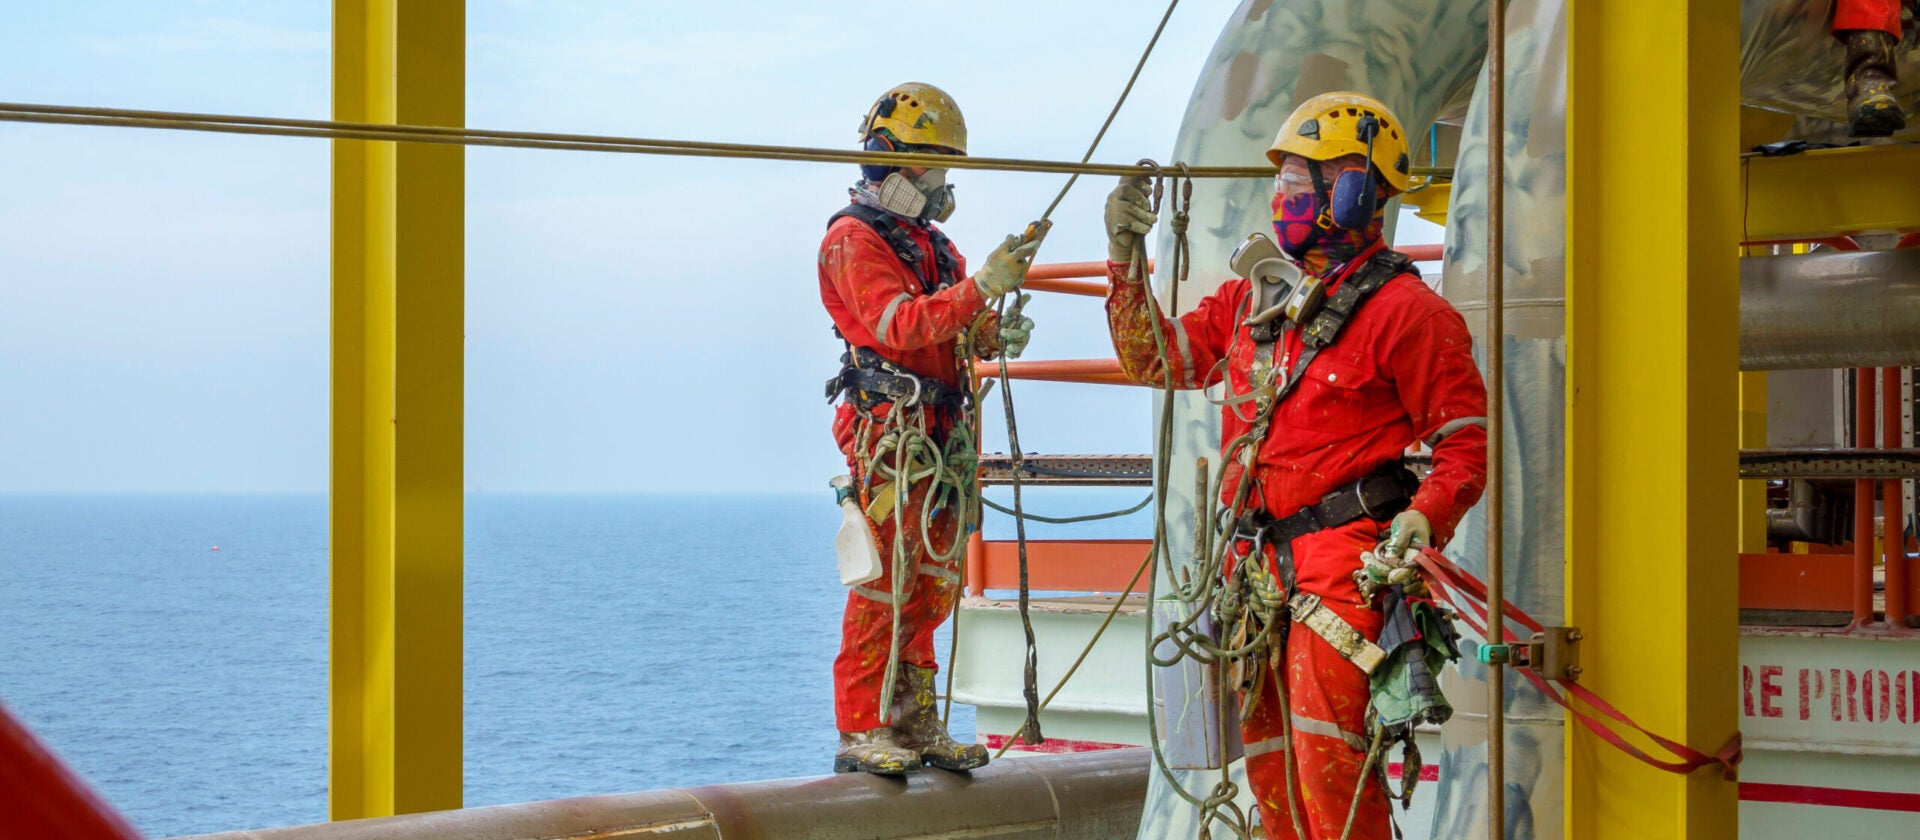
[824,347,967,411]
[1413,549,1745,780]
[829,203,962,294]
[1289,593,1388,675]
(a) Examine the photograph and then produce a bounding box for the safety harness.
[822,203,970,413]
[1230,247,1421,597]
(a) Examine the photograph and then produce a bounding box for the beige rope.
[0,101,1452,181]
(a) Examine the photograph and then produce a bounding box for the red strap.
[1414,549,1742,780]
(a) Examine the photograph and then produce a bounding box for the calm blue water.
[0,491,1152,837]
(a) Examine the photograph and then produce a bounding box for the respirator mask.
[873,168,957,223]
[1230,231,1323,330]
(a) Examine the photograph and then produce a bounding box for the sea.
[0,490,1153,838]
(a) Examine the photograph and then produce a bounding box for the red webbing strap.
[1414,549,1743,781]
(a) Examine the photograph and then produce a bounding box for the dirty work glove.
[1381,509,1433,561]
[1246,559,1286,619]
[973,221,1050,300]
[997,292,1035,359]
[1105,175,1156,264]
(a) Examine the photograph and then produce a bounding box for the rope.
[980,493,1152,524]
[984,0,1190,752]
[0,102,1465,182]
[1037,0,1183,222]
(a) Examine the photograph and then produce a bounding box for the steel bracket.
[1476,626,1584,681]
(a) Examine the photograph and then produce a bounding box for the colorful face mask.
[1270,163,1386,275]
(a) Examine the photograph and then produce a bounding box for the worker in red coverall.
[819,82,1046,776]
[1834,0,1907,136]
[1101,92,1487,838]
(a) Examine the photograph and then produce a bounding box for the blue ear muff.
[1330,168,1377,231]
[861,135,896,182]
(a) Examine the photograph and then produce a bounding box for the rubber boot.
[892,664,990,771]
[1842,29,1906,137]
[835,728,922,776]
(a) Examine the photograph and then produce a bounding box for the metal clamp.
[1477,626,1583,681]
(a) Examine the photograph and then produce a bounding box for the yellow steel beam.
[1566,0,1739,837]
[1742,143,1920,240]
[1738,371,1767,554]
[331,0,465,820]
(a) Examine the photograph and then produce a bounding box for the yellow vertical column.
[1738,371,1768,554]
[1565,0,1739,837]
[331,0,465,820]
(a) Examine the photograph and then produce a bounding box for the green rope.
[979,493,1152,525]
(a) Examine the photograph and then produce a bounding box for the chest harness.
[822,203,970,413]
[1217,248,1423,682]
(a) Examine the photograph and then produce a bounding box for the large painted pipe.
[175,749,1147,840]
[1741,249,1920,371]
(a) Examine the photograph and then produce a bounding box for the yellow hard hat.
[1267,92,1411,195]
[860,83,967,155]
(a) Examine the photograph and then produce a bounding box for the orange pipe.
[1856,369,1877,627]
[1900,232,1920,249]
[1027,260,1135,281]
[966,531,987,597]
[978,358,1140,387]
[1886,366,1909,627]
[1021,277,1109,297]
[1400,242,1443,262]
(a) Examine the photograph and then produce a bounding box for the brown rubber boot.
[892,664,990,771]
[834,728,923,776]
[1842,29,1906,137]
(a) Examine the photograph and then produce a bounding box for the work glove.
[1105,175,1156,265]
[1246,559,1286,620]
[973,221,1050,300]
[1380,509,1432,561]
[997,292,1035,359]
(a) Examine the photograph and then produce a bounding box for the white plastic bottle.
[830,475,883,586]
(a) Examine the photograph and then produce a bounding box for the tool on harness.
[829,475,885,586]
[824,347,968,412]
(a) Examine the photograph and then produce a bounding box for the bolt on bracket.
[1475,626,1583,681]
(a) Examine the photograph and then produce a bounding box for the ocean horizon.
[0,489,1153,837]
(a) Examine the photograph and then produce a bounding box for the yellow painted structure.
[1742,144,1920,240]
[329,0,466,820]
[1738,372,1768,554]
[1566,0,1739,836]
[1402,180,1452,227]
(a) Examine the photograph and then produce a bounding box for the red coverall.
[1834,0,1902,36]
[1106,243,1487,839]
[820,209,998,734]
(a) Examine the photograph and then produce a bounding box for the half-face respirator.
[872,168,957,223]
[1230,231,1324,328]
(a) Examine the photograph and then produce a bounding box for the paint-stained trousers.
[1239,521,1391,840]
[832,426,965,734]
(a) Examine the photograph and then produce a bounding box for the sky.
[0,0,1443,493]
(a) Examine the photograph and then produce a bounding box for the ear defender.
[1329,113,1383,231]
[1330,168,1378,230]
[861,133,896,183]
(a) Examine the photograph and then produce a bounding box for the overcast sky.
[0,1,1442,493]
